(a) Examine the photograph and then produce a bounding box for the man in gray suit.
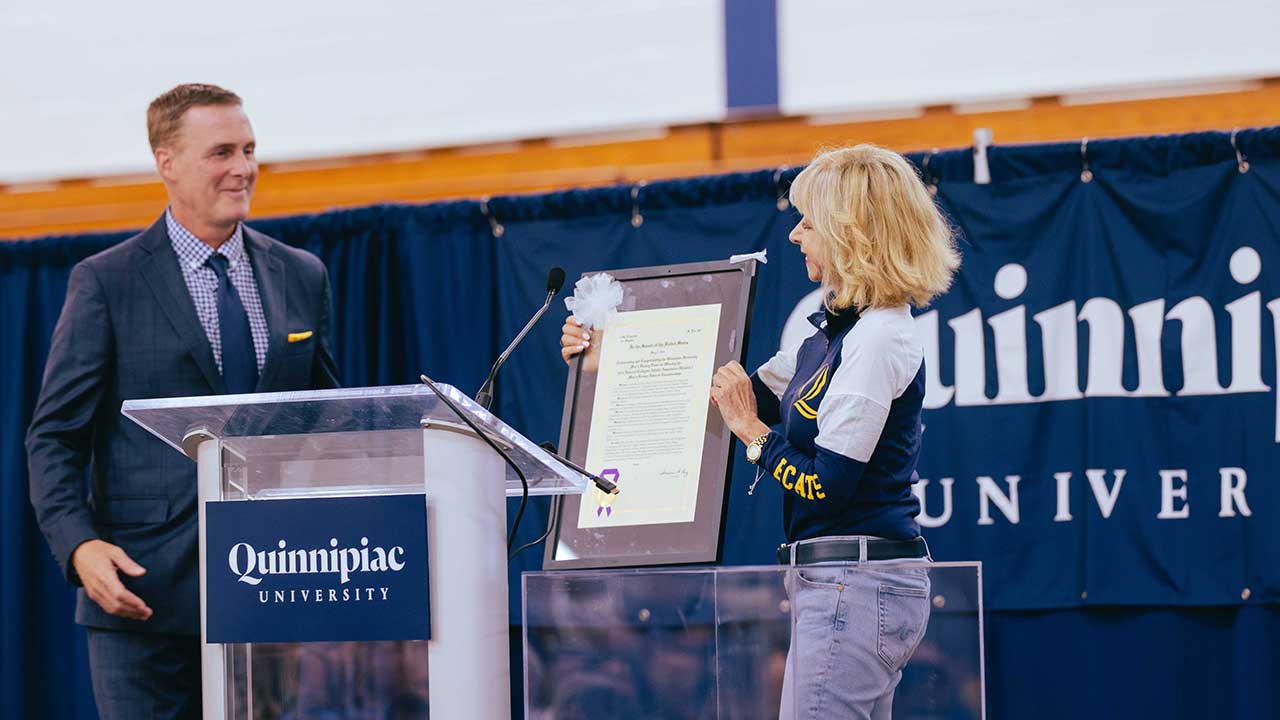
[26,83,340,719]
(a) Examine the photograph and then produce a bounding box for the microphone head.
[546,267,566,294]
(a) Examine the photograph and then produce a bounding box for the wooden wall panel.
[721,81,1280,164]
[3,83,1278,240]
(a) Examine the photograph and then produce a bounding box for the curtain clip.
[480,198,504,238]
[630,181,646,228]
[923,148,940,196]
[773,166,791,211]
[973,129,992,185]
[1080,137,1093,183]
[1231,129,1250,173]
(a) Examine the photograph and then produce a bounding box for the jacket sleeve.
[751,343,800,428]
[25,261,112,584]
[755,330,902,518]
[751,375,782,427]
[755,427,872,518]
[310,262,341,390]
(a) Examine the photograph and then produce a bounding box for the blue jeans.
[779,559,932,720]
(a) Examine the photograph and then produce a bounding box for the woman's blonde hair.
[789,144,960,310]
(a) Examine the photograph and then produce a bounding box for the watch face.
[746,444,762,463]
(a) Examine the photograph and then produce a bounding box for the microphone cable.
[422,267,574,560]
[507,495,560,561]
[507,442,621,561]
[419,374,531,559]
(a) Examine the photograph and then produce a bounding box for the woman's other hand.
[710,361,770,443]
[561,316,602,371]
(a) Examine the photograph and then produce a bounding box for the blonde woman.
[561,144,958,718]
[713,145,958,718]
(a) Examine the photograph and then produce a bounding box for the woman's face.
[789,215,825,283]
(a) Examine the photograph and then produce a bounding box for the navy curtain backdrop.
[3,128,1279,719]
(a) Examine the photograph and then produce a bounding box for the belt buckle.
[773,543,793,566]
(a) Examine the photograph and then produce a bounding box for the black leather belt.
[777,537,927,565]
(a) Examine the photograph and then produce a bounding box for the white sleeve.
[754,338,802,399]
[814,323,921,463]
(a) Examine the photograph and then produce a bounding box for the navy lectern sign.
[205,494,430,643]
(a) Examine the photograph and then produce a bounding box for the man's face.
[156,104,257,235]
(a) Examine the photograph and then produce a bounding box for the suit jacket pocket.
[101,496,169,527]
[284,333,314,356]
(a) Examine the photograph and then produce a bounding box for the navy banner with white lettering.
[492,129,1280,613]
[901,143,1280,609]
[205,494,430,643]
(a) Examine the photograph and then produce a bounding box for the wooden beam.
[4,83,1278,240]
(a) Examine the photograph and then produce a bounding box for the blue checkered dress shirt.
[166,210,269,374]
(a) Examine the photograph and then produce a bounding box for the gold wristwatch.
[745,433,770,464]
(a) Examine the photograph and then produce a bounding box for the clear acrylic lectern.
[123,383,587,720]
[524,562,984,719]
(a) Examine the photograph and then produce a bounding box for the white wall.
[778,0,1280,115]
[3,1,1279,183]
[0,0,726,182]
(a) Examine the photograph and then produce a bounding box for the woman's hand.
[710,361,770,444]
[560,316,602,371]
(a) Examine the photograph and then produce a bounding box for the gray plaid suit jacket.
[26,215,340,634]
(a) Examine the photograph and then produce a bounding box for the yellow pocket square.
[287,331,314,343]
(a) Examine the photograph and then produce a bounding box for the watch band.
[746,432,770,464]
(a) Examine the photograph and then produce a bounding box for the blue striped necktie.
[207,254,258,394]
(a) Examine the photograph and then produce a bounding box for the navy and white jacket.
[751,303,926,543]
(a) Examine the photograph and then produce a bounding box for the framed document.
[543,257,760,569]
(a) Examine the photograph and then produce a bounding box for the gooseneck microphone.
[547,267,566,295]
[475,267,566,410]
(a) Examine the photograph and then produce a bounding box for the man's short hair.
[146,83,242,151]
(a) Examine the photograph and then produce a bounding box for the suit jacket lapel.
[245,227,287,392]
[136,217,225,393]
